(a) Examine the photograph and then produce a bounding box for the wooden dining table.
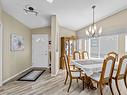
[71,58,104,76]
[71,58,118,89]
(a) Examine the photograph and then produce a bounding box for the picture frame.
[10,33,24,51]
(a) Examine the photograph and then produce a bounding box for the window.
[79,39,82,51]
[85,35,118,58]
[76,39,82,51]
[100,35,118,58]
[90,38,99,58]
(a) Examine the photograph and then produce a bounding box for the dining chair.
[73,51,81,60]
[64,54,84,92]
[82,51,89,59]
[107,52,118,61]
[90,56,116,95]
[112,55,127,95]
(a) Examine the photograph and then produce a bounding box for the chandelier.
[85,5,102,38]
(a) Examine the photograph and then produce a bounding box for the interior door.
[32,34,49,68]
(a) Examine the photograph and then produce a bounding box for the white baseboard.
[3,66,32,84]
[51,70,59,77]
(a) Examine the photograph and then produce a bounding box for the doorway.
[32,34,49,68]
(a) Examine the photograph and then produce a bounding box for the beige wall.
[77,9,127,56]
[31,26,51,40]
[2,12,32,81]
[60,27,76,37]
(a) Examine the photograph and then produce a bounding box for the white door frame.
[0,22,3,86]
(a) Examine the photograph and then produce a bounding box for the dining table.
[71,58,104,76]
[71,58,118,89]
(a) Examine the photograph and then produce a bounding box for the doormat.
[17,69,46,81]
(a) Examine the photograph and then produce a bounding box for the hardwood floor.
[0,69,126,95]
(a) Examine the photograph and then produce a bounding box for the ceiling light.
[85,5,102,38]
[46,0,54,3]
[24,5,38,16]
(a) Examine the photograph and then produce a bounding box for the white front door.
[32,34,49,68]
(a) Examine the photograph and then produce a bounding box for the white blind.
[100,35,118,58]
[90,38,99,58]
[84,35,118,58]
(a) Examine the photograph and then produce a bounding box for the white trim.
[0,20,3,86]
[3,67,32,84]
[125,35,127,52]
[51,73,57,77]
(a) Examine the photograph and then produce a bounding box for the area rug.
[18,69,45,81]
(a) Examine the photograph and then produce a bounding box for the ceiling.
[1,0,127,30]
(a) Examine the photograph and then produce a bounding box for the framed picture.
[10,34,24,51]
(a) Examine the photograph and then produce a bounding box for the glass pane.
[90,38,99,58]
[100,35,118,58]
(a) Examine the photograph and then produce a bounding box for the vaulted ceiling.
[1,0,127,30]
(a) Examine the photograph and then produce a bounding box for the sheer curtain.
[100,35,118,58]
[85,35,118,58]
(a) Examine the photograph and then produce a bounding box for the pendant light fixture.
[85,5,102,38]
[24,5,38,16]
[46,0,54,3]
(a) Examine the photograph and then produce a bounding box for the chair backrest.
[100,56,115,82]
[73,51,81,60]
[64,54,71,76]
[107,52,118,61]
[82,51,89,59]
[116,55,127,77]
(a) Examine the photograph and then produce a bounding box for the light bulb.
[86,30,89,36]
[99,27,102,35]
[89,26,92,32]
[24,10,28,15]
[46,0,54,3]
[92,28,95,34]
[94,24,97,31]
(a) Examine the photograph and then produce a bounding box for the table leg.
[84,75,97,90]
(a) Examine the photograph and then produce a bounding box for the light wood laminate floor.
[0,69,126,95]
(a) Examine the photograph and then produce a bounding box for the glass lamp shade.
[94,24,97,31]
[46,0,54,3]
[86,30,89,36]
[92,28,95,35]
[98,27,102,35]
[89,26,92,32]
[85,26,102,37]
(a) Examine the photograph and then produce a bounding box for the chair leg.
[99,84,103,95]
[97,83,99,88]
[76,79,78,83]
[73,65,75,69]
[67,78,72,92]
[115,79,121,95]
[82,77,85,90]
[124,77,127,88]
[109,82,114,95]
[64,72,68,85]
